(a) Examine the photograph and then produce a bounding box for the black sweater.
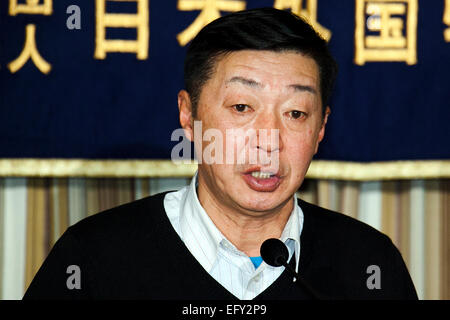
[23,192,418,300]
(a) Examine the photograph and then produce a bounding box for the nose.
[252,112,283,153]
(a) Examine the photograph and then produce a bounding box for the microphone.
[260,238,322,300]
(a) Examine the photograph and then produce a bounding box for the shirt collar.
[179,172,224,271]
[179,171,303,273]
[280,192,303,274]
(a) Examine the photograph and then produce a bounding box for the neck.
[196,173,294,257]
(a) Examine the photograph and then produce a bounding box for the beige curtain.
[0,177,448,299]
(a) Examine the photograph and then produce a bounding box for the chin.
[234,191,287,213]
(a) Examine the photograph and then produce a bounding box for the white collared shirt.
[163,172,304,300]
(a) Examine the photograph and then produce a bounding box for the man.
[24,8,417,300]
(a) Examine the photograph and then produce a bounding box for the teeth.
[251,171,273,179]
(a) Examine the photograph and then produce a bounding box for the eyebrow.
[225,76,317,94]
[226,76,262,88]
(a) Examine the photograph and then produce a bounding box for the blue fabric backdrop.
[1,0,449,162]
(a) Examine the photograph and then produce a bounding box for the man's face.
[179,50,329,216]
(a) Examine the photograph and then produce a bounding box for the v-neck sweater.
[23,192,418,300]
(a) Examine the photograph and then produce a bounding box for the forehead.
[210,50,319,89]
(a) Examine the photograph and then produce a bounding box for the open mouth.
[244,166,280,177]
[242,167,281,192]
[249,171,276,179]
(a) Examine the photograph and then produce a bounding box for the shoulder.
[297,199,417,299]
[65,191,174,244]
[297,198,400,269]
[298,198,392,248]
[24,191,179,299]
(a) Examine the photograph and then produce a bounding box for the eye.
[288,110,306,119]
[232,104,251,113]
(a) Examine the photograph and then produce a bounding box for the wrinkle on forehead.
[217,50,319,93]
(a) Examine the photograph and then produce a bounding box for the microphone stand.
[279,259,322,300]
[260,238,323,300]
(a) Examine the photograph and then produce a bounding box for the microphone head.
[260,238,289,267]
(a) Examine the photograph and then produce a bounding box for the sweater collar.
[179,172,303,273]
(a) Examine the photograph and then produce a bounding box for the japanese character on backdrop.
[94,0,149,60]
[354,0,418,65]
[273,0,331,41]
[177,0,246,46]
[444,0,450,42]
[8,0,53,74]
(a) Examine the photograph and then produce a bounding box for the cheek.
[285,144,311,164]
[286,129,316,153]
[282,130,317,171]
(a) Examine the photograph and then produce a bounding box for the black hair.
[184,7,338,118]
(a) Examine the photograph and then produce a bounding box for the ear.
[178,90,194,142]
[314,106,330,154]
